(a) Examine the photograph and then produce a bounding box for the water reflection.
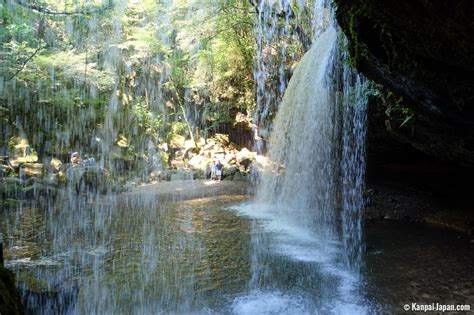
[2,195,255,313]
[2,196,473,314]
[364,221,474,313]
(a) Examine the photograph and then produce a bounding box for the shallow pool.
[2,195,473,314]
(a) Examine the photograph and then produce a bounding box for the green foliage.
[368,82,416,129]
[202,101,235,130]
[131,98,162,140]
[0,0,314,165]
[34,51,115,89]
[171,121,187,136]
[5,23,38,46]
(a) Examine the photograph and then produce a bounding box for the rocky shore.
[2,135,473,237]
[365,162,474,236]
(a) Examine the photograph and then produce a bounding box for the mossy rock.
[0,177,23,199]
[334,0,474,167]
[192,170,206,180]
[232,172,247,181]
[0,267,24,315]
[65,166,110,194]
[223,165,238,176]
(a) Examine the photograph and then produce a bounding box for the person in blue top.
[215,160,223,181]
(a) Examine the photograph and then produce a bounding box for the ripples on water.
[2,195,366,314]
[3,196,473,314]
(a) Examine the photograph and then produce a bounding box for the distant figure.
[215,160,223,181]
[210,162,217,180]
[82,155,95,166]
[70,152,81,165]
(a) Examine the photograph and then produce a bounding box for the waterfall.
[244,11,367,313]
[341,67,368,271]
[257,25,340,234]
[254,1,368,271]
[1,0,370,313]
[233,3,369,310]
[252,0,333,153]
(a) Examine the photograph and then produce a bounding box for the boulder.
[233,172,246,181]
[236,148,252,162]
[202,140,216,152]
[214,146,225,154]
[248,155,274,182]
[157,142,169,152]
[184,140,196,150]
[223,165,239,177]
[170,134,186,149]
[50,158,62,172]
[254,155,272,168]
[170,157,185,170]
[214,153,225,161]
[236,148,256,169]
[224,153,237,165]
[187,155,213,172]
[183,148,196,160]
[214,133,230,146]
[187,155,206,170]
[19,163,44,178]
[238,158,253,170]
[197,137,206,147]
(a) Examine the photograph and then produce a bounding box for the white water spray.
[242,1,369,312]
[254,0,368,271]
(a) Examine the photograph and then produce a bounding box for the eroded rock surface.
[335,0,474,166]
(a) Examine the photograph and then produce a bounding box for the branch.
[7,43,42,81]
[15,0,113,16]
[248,0,259,15]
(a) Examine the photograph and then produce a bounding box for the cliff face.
[335,0,474,167]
